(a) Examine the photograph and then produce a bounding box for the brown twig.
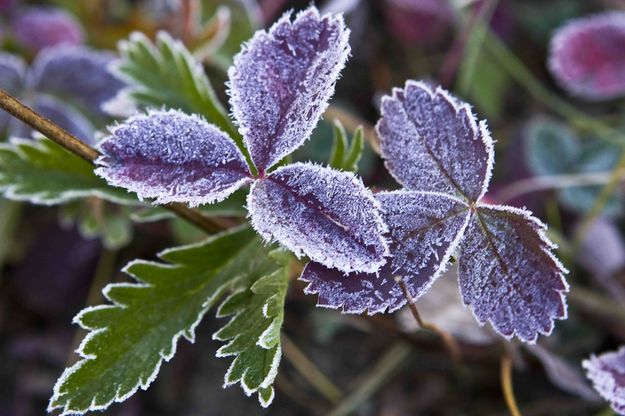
[500,355,522,416]
[396,276,462,363]
[0,89,223,234]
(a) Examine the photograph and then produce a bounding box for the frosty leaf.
[376,81,494,202]
[248,163,388,274]
[31,45,124,117]
[549,12,625,101]
[0,136,136,206]
[95,110,252,207]
[583,346,625,414]
[299,191,469,314]
[458,205,568,343]
[214,249,290,407]
[0,52,26,132]
[228,7,350,171]
[11,6,84,53]
[49,227,281,415]
[11,94,96,145]
[110,31,240,146]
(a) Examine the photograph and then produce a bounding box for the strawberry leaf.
[248,162,388,274]
[95,109,252,207]
[228,7,350,171]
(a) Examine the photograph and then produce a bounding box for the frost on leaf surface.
[549,12,625,101]
[248,163,388,274]
[583,346,625,415]
[228,7,350,171]
[32,44,124,116]
[458,205,569,343]
[11,6,84,52]
[0,52,26,131]
[376,81,493,202]
[49,227,278,415]
[95,110,251,206]
[300,191,469,314]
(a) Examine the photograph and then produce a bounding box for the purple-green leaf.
[376,81,493,202]
[583,346,625,414]
[458,205,569,343]
[248,163,388,274]
[228,7,350,172]
[95,110,252,206]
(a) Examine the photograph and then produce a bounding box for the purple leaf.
[95,109,252,206]
[248,163,388,274]
[299,191,469,313]
[458,205,569,343]
[9,94,95,144]
[376,81,494,202]
[11,6,84,53]
[0,52,26,132]
[31,45,125,117]
[228,7,350,172]
[384,0,454,45]
[583,346,625,414]
[549,12,625,101]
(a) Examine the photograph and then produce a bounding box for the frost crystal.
[549,12,625,101]
[301,81,568,343]
[96,110,252,206]
[583,346,625,414]
[228,7,350,172]
[300,191,470,313]
[11,6,84,53]
[377,80,493,202]
[32,45,125,116]
[248,163,388,274]
[458,205,568,343]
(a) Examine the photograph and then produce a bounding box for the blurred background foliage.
[1,0,625,415]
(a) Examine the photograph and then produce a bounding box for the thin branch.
[396,276,462,363]
[281,334,344,404]
[0,88,223,234]
[493,171,623,204]
[500,355,522,416]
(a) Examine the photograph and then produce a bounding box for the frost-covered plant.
[94,8,388,274]
[583,346,625,414]
[549,12,625,101]
[302,81,569,343]
[0,45,124,142]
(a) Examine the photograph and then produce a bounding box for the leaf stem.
[0,88,223,234]
[281,334,344,404]
[500,355,522,416]
[396,276,462,363]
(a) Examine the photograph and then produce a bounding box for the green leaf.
[0,137,137,206]
[327,120,365,172]
[61,202,134,249]
[525,117,579,176]
[214,248,290,407]
[112,31,245,152]
[49,226,285,415]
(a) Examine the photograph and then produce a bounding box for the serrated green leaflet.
[112,31,245,153]
[0,137,137,205]
[214,249,290,407]
[49,226,286,415]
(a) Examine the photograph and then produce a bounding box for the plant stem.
[281,334,344,404]
[493,171,624,203]
[501,355,522,416]
[0,88,223,234]
[396,276,462,363]
[328,342,413,416]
